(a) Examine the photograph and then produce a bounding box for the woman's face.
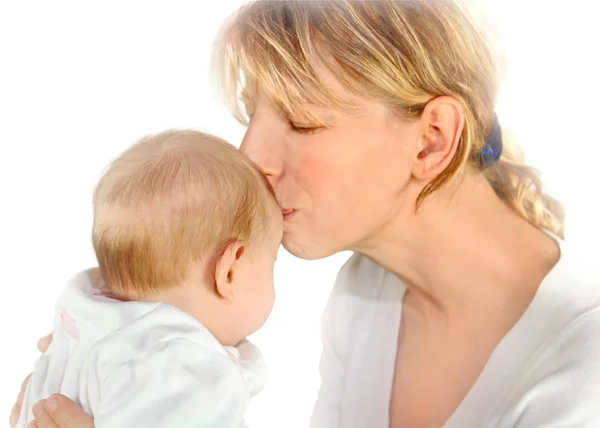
[240,79,423,260]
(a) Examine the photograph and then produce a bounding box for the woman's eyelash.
[289,121,323,134]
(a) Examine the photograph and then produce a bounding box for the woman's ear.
[412,96,465,181]
[213,240,245,302]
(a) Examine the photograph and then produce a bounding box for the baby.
[16,130,282,428]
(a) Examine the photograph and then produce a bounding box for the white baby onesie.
[16,268,267,428]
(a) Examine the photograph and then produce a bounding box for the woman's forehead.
[244,70,376,122]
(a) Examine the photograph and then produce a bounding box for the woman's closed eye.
[288,120,325,135]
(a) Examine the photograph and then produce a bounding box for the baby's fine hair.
[92,130,275,296]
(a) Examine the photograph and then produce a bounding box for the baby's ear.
[214,240,245,302]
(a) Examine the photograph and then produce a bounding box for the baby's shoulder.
[77,305,249,423]
[85,304,232,379]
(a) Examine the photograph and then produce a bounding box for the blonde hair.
[93,130,274,296]
[214,0,564,238]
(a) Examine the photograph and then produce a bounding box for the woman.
[11,1,600,427]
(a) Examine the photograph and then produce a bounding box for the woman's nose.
[240,122,282,179]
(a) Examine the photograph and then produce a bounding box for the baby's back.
[17,269,265,428]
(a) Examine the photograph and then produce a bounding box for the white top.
[17,268,266,428]
[310,242,600,427]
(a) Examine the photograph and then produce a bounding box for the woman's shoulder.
[514,240,600,355]
[510,243,600,416]
[509,304,600,425]
[542,241,600,322]
[540,242,600,357]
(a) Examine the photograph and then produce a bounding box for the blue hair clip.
[480,113,503,168]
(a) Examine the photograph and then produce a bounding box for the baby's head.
[92,130,282,345]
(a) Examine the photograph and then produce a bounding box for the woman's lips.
[282,208,296,220]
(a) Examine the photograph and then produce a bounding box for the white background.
[0,1,598,427]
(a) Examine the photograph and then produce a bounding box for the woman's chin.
[281,233,337,261]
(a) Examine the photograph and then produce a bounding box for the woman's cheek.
[291,149,329,189]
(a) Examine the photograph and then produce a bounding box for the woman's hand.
[29,395,94,428]
[9,372,32,428]
[9,335,52,427]
[9,334,94,428]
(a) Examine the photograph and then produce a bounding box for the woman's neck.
[356,171,560,321]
